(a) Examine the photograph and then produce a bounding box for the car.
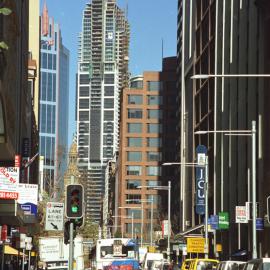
[181,259,219,270]
[243,258,270,270]
[217,261,245,270]
[143,253,164,270]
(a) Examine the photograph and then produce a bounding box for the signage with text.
[0,167,19,199]
[219,212,229,229]
[17,184,38,215]
[235,206,248,223]
[195,145,207,215]
[45,202,64,231]
[187,238,206,253]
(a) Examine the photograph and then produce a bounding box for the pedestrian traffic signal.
[65,184,84,219]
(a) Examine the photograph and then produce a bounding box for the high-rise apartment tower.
[76,0,129,222]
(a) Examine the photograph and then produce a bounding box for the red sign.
[1,225,7,241]
[15,155,21,168]
[0,191,19,200]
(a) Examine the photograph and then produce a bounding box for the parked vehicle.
[217,261,245,270]
[243,258,270,270]
[181,259,219,270]
[143,253,164,270]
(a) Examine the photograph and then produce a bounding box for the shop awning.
[0,199,25,226]
[3,245,24,256]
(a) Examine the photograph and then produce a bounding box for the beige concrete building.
[28,0,40,124]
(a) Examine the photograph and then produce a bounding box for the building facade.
[39,3,69,194]
[76,0,129,222]
[116,57,177,243]
[178,0,270,258]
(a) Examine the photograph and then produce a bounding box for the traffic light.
[65,184,84,219]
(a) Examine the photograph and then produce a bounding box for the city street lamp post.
[195,121,257,259]
[137,181,171,260]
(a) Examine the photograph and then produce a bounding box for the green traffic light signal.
[71,205,78,213]
[65,184,84,219]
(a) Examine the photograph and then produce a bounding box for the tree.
[0,7,12,51]
[77,218,99,240]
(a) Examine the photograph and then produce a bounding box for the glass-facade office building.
[40,4,69,193]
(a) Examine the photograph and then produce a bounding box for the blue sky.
[42,0,177,146]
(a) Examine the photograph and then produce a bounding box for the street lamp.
[112,214,134,239]
[191,74,270,79]
[137,181,171,261]
[162,162,209,258]
[194,120,257,259]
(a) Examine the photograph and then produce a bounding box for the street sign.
[256,218,264,230]
[45,202,64,231]
[209,215,219,230]
[187,237,206,253]
[235,206,248,223]
[218,212,229,229]
[195,145,207,215]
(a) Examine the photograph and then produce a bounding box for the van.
[143,253,164,270]
[243,258,270,270]
[217,261,245,270]
[181,259,219,270]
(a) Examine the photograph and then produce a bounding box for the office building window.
[128,109,142,119]
[104,111,114,121]
[147,81,163,91]
[128,95,143,105]
[104,74,114,84]
[126,194,141,204]
[147,95,163,105]
[104,98,114,108]
[147,194,161,204]
[146,166,161,176]
[126,179,141,190]
[126,166,142,176]
[147,180,161,187]
[147,138,162,147]
[104,86,114,96]
[126,223,141,234]
[147,124,162,133]
[128,123,142,133]
[147,152,162,161]
[147,109,162,119]
[126,209,141,219]
[80,74,90,84]
[127,138,142,147]
[80,86,89,97]
[79,99,89,109]
[127,151,142,161]
[79,111,89,121]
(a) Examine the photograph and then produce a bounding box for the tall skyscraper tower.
[40,3,70,194]
[76,0,129,222]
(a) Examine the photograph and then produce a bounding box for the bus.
[94,238,140,270]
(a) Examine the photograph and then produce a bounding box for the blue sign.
[256,218,264,230]
[209,215,219,230]
[195,145,207,215]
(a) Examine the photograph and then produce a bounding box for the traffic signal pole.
[69,221,74,270]
[68,175,75,270]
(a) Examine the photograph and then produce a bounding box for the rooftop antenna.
[126,0,128,18]
[161,38,164,65]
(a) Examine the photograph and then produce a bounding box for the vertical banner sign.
[21,138,30,183]
[15,155,21,168]
[196,145,207,215]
